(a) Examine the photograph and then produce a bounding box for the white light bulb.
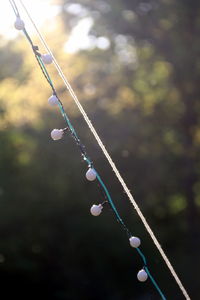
[86,168,97,181]
[137,269,148,282]
[51,129,63,141]
[48,95,59,106]
[90,204,103,216]
[14,18,25,30]
[129,236,141,248]
[41,54,53,65]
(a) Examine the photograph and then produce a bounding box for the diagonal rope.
[10,4,167,299]
[16,1,191,299]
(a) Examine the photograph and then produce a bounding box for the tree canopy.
[0,0,199,299]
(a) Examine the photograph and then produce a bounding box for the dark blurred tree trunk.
[181,93,199,245]
[176,2,200,246]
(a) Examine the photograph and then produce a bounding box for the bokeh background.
[0,0,200,299]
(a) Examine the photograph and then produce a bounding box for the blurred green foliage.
[0,0,200,299]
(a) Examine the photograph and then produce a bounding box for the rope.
[11,1,191,299]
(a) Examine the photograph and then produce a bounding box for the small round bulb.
[14,18,25,30]
[90,204,103,216]
[48,95,59,106]
[41,53,53,65]
[137,269,148,282]
[86,168,97,181]
[51,129,63,141]
[129,236,141,248]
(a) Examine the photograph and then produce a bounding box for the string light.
[41,53,53,65]
[17,6,188,298]
[129,236,141,248]
[8,2,167,298]
[48,94,59,106]
[90,204,103,216]
[50,129,64,141]
[137,269,148,282]
[86,168,97,181]
[8,1,191,299]
[14,17,24,30]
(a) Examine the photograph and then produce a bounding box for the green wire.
[9,2,167,299]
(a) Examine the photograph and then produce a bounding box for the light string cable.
[9,2,167,299]
[10,0,190,299]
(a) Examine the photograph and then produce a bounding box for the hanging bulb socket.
[90,204,103,216]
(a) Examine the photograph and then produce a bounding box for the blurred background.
[0,0,199,299]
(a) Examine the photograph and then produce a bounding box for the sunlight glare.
[0,0,60,39]
[64,17,95,53]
